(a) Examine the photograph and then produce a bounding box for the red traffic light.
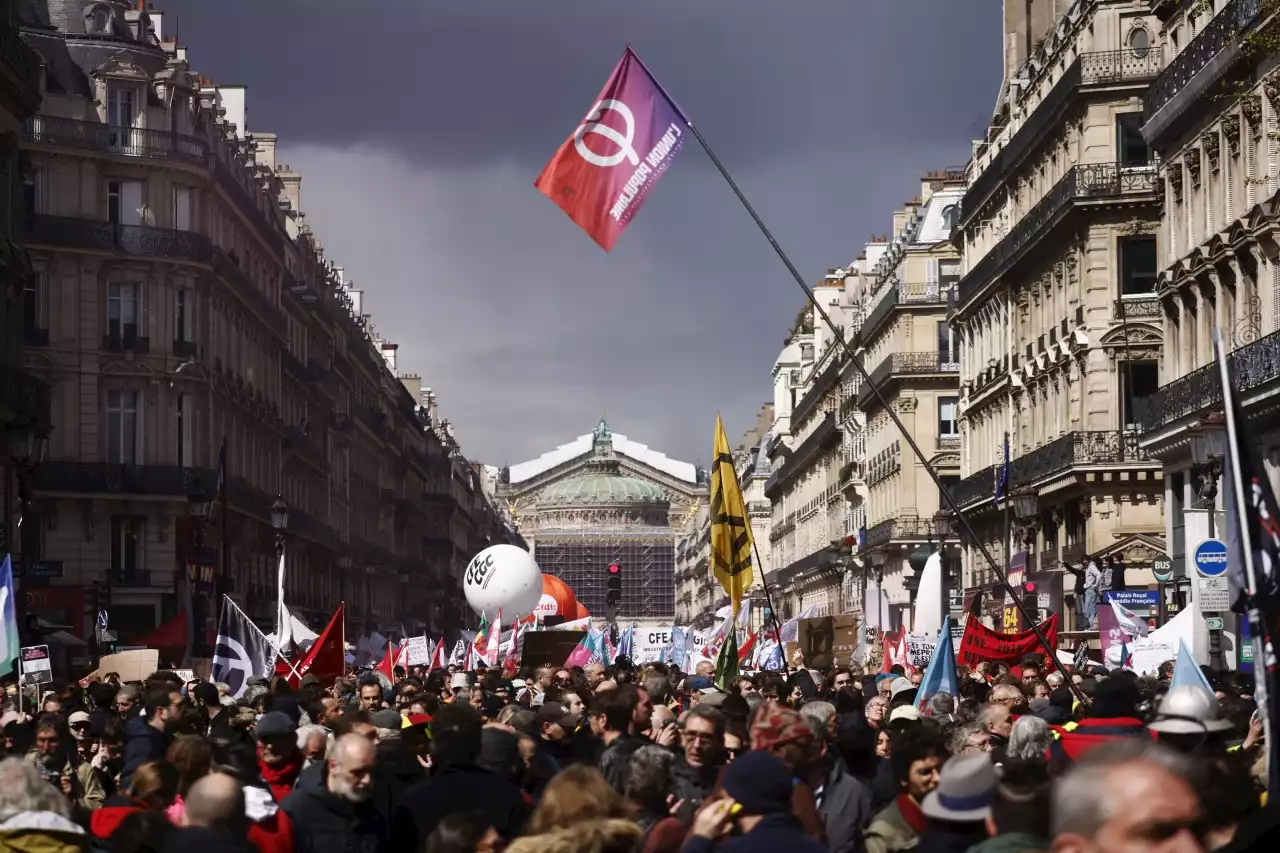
[608,564,620,574]
[1024,582,1037,593]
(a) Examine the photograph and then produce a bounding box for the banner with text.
[957,613,1059,668]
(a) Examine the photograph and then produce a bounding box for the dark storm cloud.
[157,1,1001,465]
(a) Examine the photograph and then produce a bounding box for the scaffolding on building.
[533,528,674,620]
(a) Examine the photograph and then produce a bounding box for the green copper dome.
[539,468,668,507]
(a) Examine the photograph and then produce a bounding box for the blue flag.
[0,555,18,678]
[916,615,958,712]
[1169,638,1213,693]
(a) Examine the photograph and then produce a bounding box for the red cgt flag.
[536,47,689,252]
[291,603,345,686]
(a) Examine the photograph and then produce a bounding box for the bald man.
[282,733,387,853]
[162,772,249,853]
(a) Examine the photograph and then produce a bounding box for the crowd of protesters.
[0,650,1274,853]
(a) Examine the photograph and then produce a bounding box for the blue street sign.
[1105,590,1160,609]
[1193,539,1229,578]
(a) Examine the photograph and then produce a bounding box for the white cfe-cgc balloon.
[463,544,543,621]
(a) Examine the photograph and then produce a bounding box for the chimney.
[380,342,398,373]
[251,132,277,171]
[279,168,301,212]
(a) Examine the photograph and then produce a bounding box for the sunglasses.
[70,722,90,731]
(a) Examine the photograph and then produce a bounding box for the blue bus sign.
[1193,539,1229,578]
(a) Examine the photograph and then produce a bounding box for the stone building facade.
[1138,0,1280,627]
[10,1,505,645]
[951,0,1168,629]
[851,173,965,631]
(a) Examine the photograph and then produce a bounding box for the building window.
[23,167,43,218]
[175,393,192,467]
[1117,113,1150,167]
[937,321,960,367]
[939,474,960,507]
[174,288,190,342]
[1122,360,1160,431]
[939,260,961,291]
[107,281,140,340]
[106,84,135,129]
[1128,25,1151,59]
[172,185,192,231]
[107,180,143,225]
[19,512,42,562]
[110,517,145,573]
[940,205,959,234]
[22,271,43,339]
[938,396,959,437]
[1119,237,1157,295]
[106,389,140,465]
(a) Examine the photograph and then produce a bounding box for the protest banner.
[956,613,1059,668]
[906,633,936,669]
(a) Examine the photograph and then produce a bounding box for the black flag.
[211,596,273,698]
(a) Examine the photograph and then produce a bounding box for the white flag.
[274,553,292,652]
[1109,597,1149,639]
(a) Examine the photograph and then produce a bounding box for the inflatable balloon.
[463,544,543,621]
[536,575,578,619]
[570,600,591,621]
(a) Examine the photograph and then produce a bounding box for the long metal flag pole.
[683,121,1081,704]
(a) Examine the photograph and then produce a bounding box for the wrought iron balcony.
[1137,324,1280,433]
[25,116,208,166]
[957,163,1158,310]
[34,462,216,496]
[26,215,212,264]
[0,362,50,430]
[858,352,959,406]
[102,332,150,355]
[861,282,953,344]
[862,515,935,550]
[1143,0,1264,122]
[1078,49,1162,86]
[0,17,42,95]
[951,464,998,509]
[212,250,286,337]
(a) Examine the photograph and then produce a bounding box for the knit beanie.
[722,750,794,815]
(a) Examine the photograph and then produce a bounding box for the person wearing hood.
[255,713,303,804]
[368,709,425,822]
[505,764,640,853]
[682,751,827,853]
[281,734,385,853]
[787,670,818,706]
[0,758,91,853]
[120,691,171,791]
[476,727,531,806]
[391,703,528,851]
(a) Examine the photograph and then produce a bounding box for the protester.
[863,728,947,853]
[121,691,172,790]
[281,733,385,853]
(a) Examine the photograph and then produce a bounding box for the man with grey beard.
[281,733,387,853]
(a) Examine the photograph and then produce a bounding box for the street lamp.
[1190,412,1227,534]
[933,509,956,542]
[271,497,289,557]
[1010,485,1040,547]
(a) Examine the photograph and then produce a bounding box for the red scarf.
[896,794,929,834]
[258,753,303,803]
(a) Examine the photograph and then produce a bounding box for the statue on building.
[593,415,612,445]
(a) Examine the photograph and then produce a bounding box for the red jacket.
[1048,717,1153,761]
[89,797,146,839]
[248,806,295,853]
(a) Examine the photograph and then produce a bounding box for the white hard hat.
[1148,685,1234,735]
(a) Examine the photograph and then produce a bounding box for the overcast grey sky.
[161,0,1001,468]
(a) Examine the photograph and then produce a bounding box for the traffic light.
[605,563,622,608]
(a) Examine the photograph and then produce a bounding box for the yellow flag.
[711,413,755,617]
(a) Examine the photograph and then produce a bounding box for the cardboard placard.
[521,630,586,668]
[97,649,160,683]
[799,616,858,669]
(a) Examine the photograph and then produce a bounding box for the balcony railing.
[957,163,1158,309]
[952,431,1151,508]
[211,250,286,337]
[858,352,959,406]
[1143,0,1264,121]
[861,282,953,344]
[1137,324,1280,433]
[34,462,216,496]
[0,363,50,429]
[1115,295,1162,320]
[25,116,208,166]
[1078,49,1162,85]
[108,569,152,587]
[862,515,935,550]
[26,215,212,264]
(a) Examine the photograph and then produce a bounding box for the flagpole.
[749,537,789,677]
[683,121,1084,707]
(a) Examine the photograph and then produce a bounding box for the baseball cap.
[685,675,713,691]
[67,711,91,726]
[254,711,294,740]
[888,705,922,722]
[535,701,579,732]
[370,709,402,731]
[450,673,470,690]
[889,677,915,700]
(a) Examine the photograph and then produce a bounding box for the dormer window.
[941,205,959,234]
[85,3,113,34]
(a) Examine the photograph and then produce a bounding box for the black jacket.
[280,765,388,853]
[161,827,254,853]
[391,762,528,850]
[369,735,424,823]
[120,716,166,790]
[670,755,718,807]
[597,733,647,794]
